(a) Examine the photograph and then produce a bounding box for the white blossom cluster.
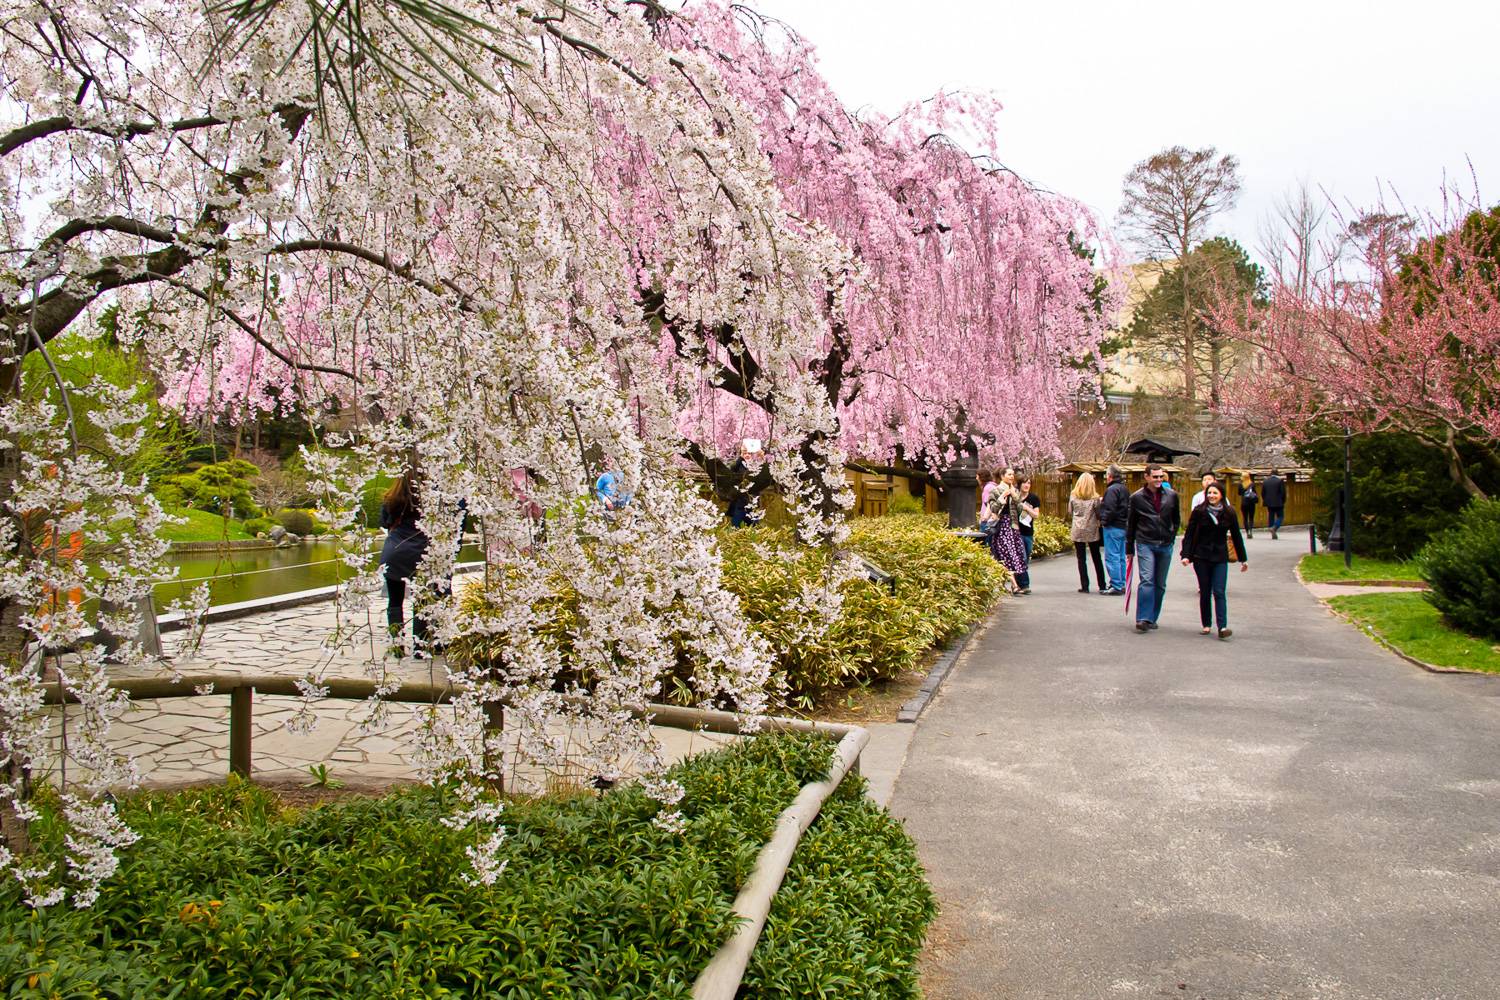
[1,0,853,901]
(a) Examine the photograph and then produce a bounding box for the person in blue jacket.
[595,468,632,511]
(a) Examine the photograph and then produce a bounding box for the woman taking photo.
[1181,482,1250,638]
[985,467,1031,594]
[1069,472,1107,593]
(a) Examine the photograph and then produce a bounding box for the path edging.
[897,598,1000,723]
[894,547,1067,723]
[1325,603,1496,677]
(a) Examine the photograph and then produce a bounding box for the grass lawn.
[158,507,253,543]
[1328,592,1500,674]
[1299,552,1423,583]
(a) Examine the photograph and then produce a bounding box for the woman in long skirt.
[987,467,1031,594]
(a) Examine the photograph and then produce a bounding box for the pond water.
[156,540,483,610]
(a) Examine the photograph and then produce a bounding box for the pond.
[156,540,483,610]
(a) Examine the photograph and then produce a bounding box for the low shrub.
[1417,499,1500,640]
[453,513,1006,703]
[0,734,933,999]
[241,516,275,537]
[1028,513,1071,557]
[886,491,925,516]
[275,507,328,536]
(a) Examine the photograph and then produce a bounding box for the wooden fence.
[1041,465,1322,528]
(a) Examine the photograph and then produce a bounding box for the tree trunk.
[1181,260,1197,403]
[1444,429,1490,501]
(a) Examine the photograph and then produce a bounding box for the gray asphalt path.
[893,535,1500,1000]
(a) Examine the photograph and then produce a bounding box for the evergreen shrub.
[157,460,263,521]
[274,508,328,536]
[1296,431,1495,559]
[241,517,275,537]
[1418,499,1500,640]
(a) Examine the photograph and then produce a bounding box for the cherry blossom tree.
[1,0,853,904]
[1219,197,1500,499]
[152,3,1117,510]
[660,5,1115,495]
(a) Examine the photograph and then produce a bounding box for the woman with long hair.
[986,467,1030,594]
[1069,472,1107,593]
[1239,472,1259,538]
[380,472,431,656]
[1181,482,1250,638]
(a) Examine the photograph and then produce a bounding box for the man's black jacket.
[1099,480,1130,529]
[1125,486,1181,549]
[1261,474,1286,507]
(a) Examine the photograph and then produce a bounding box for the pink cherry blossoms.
[1,0,1114,904]
[663,3,1116,472]
[1218,196,1500,499]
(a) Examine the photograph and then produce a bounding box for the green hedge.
[453,513,1007,703]
[1418,499,1500,640]
[1028,513,1070,557]
[0,734,933,999]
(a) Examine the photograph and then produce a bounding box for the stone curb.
[1303,575,1499,679]
[896,621,982,724]
[892,547,1072,723]
[1323,602,1498,678]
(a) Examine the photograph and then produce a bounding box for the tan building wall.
[1103,261,1177,397]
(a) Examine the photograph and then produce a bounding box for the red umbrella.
[1123,554,1134,617]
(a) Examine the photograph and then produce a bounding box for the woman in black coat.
[1180,483,1250,639]
[380,474,431,655]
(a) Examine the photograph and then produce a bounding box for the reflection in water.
[156,540,483,610]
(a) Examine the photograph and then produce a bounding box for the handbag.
[1226,532,1239,563]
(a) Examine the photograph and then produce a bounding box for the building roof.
[1058,461,1189,474]
[1123,438,1201,460]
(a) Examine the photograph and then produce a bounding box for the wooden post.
[229,685,252,778]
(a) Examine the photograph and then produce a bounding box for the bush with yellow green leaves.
[1028,513,1071,557]
[451,513,1007,706]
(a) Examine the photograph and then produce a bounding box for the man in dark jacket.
[1261,469,1287,539]
[1098,464,1130,595]
[1125,462,1182,632]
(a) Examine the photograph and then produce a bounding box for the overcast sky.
[739,0,1499,265]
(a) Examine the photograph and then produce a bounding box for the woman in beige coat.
[1070,472,1107,593]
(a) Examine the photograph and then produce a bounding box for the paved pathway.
[894,536,1500,999]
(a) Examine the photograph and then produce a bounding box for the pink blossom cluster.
[663,3,1118,470]
[1216,195,1500,497]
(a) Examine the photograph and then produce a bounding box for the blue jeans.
[1134,542,1174,624]
[1267,507,1284,532]
[1102,526,1126,590]
[1193,559,1230,629]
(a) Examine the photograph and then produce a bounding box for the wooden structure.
[1214,467,1320,529]
[845,464,942,518]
